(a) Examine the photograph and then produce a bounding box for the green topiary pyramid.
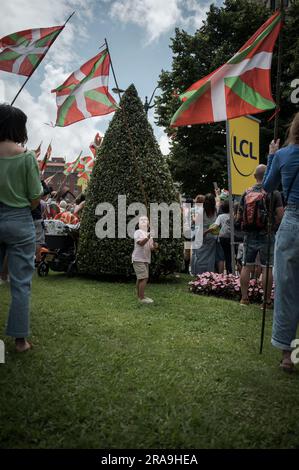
[77,84,183,278]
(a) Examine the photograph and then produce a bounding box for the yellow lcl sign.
[228,115,260,195]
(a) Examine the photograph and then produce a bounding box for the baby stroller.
[37,220,79,277]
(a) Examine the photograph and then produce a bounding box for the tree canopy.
[78,84,183,278]
[155,0,299,197]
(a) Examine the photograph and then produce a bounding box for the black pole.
[144,96,149,115]
[260,1,284,354]
[148,86,158,105]
[104,38,122,103]
[144,86,159,116]
[10,11,75,106]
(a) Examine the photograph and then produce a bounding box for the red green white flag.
[52,49,117,127]
[76,156,94,174]
[34,141,42,159]
[90,132,102,156]
[171,10,282,127]
[39,143,52,173]
[0,26,63,76]
[64,154,94,176]
[63,152,83,175]
[43,173,56,186]
[76,156,94,189]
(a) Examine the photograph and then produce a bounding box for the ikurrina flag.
[0,26,63,76]
[171,11,282,127]
[64,154,94,176]
[77,156,95,190]
[39,143,52,173]
[90,132,102,156]
[76,156,94,174]
[34,141,42,159]
[52,50,117,127]
[63,152,82,176]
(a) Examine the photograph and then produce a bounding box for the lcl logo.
[231,134,258,177]
[233,137,257,160]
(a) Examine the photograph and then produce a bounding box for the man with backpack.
[238,164,284,307]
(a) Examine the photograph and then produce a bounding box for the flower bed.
[189,272,274,303]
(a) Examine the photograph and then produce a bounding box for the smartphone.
[213,182,219,191]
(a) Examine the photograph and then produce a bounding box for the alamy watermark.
[290,79,299,104]
[291,339,299,365]
[0,340,4,364]
[94,195,204,248]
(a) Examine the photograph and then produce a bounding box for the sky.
[0,0,223,161]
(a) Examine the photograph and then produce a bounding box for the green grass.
[0,273,298,449]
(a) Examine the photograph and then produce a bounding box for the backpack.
[242,186,268,231]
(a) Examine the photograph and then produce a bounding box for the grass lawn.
[0,273,298,449]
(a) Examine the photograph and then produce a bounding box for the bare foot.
[280,350,294,373]
[15,338,32,353]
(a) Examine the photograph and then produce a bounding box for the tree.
[155,0,299,197]
[78,84,183,278]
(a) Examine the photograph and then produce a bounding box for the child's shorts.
[133,262,149,280]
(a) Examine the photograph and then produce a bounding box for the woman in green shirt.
[0,104,42,353]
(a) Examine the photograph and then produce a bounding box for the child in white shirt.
[132,216,158,304]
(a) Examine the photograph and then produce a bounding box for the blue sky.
[0,0,223,160]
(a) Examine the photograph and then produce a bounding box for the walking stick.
[260,0,284,354]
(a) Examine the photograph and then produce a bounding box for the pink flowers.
[189,272,274,303]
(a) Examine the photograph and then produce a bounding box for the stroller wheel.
[67,262,77,278]
[37,261,49,277]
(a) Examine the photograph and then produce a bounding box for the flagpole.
[260,0,284,355]
[104,38,122,102]
[55,175,68,201]
[10,11,75,106]
[273,2,284,141]
[55,150,82,199]
[104,38,149,211]
[226,120,236,275]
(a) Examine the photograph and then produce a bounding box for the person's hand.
[269,139,280,155]
[153,242,159,250]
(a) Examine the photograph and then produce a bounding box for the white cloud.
[110,0,181,43]
[183,0,211,30]
[109,0,211,43]
[0,0,89,66]
[0,0,109,161]
[0,0,180,161]
[0,65,111,161]
[159,134,171,155]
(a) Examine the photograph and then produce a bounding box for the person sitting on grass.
[132,216,158,304]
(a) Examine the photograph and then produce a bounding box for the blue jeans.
[272,204,299,351]
[191,236,216,275]
[0,203,35,338]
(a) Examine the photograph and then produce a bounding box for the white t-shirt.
[215,213,230,238]
[132,229,154,263]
